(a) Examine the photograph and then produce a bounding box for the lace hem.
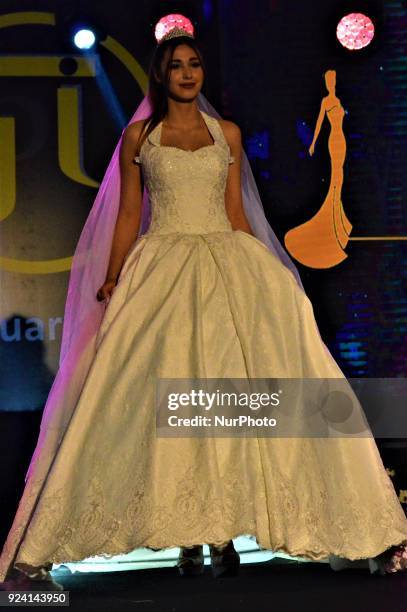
[12,533,407,576]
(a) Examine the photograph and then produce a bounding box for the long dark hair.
[134,36,207,154]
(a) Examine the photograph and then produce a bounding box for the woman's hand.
[96,279,117,303]
[308,143,315,156]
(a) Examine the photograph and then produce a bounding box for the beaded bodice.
[133,110,235,236]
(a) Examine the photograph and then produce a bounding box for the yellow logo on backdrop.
[0,11,147,274]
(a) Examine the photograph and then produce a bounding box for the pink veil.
[24,91,308,483]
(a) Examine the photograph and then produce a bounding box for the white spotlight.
[73,29,96,50]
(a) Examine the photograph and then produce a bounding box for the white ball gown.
[1,109,406,582]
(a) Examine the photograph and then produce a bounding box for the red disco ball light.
[337,13,375,50]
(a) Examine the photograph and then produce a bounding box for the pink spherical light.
[337,13,375,50]
[155,14,194,44]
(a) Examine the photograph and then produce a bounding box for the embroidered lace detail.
[2,441,407,575]
[138,111,233,237]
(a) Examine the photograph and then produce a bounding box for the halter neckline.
[148,110,218,153]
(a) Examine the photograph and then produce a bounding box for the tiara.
[155,14,195,45]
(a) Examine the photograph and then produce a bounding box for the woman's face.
[161,43,204,101]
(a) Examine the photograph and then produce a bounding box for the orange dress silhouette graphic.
[284,70,353,269]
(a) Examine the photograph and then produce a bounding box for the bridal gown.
[1,109,407,582]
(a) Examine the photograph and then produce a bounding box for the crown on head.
[155,14,195,45]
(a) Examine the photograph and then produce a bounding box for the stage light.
[336,13,375,50]
[73,28,97,50]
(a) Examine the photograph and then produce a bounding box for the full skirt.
[0,230,406,580]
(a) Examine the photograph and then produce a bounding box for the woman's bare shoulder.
[122,119,151,155]
[123,119,148,141]
[217,118,241,147]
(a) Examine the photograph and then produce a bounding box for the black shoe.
[209,541,240,578]
[177,545,204,577]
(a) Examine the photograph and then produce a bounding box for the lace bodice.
[133,110,235,236]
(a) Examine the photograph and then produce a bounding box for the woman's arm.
[105,121,144,282]
[220,119,254,235]
[309,97,327,155]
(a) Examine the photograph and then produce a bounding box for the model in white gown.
[1,109,407,582]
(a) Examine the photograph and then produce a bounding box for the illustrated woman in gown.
[284,69,353,269]
[1,18,407,591]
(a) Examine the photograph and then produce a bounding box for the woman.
[1,18,406,590]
